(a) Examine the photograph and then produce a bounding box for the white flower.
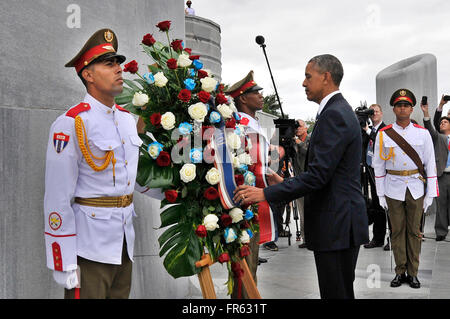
[228,100,237,113]
[203,214,219,231]
[231,154,241,169]
[227,132,241,150]
[217,104,233,119]
[177,53,192,68]
[132,92,149,107]
[200,77,217,93]
[205,167,221,185]
[229,208,244,223]
[188,102,208,122]
[239,230,250,244]
[160,112,176,130]
[180,163,196,183]
[237,153,252,166]
[154,72,168,87]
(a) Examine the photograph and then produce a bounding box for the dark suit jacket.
[264,93,369,252]
[424,116,449,177]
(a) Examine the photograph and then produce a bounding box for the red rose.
[240,245,251,258]
[235,174,244,186]
[218,84,225,93]
[123,60,138,74]
[156,151,171,167]
[156,20,171,32]
[218,252,230,264]
[177,89,191,103]
[142,33,156,46]
[150,113,161,126]
[225,117,236,129]
[166,58,177,69]
[240,220,250,229]
[220,214,232,227]
[204,187,219,201]
[171,39,183,52]
[164,190,178,203]
[195,224,207,238]
[197,91,211,103]
[215,93,228,105]
[189,55,201,61]
[184,48,192,54]
[197,69,208,79]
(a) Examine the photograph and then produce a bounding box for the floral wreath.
[116,20,259,295]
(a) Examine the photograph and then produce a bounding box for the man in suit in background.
[363,104,390,250]
[421,102,450,241]
[233,54,369,299]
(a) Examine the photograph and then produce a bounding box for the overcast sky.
[189,0,450,120]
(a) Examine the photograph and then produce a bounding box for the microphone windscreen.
[255,35,265,45]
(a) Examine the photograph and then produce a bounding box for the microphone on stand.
[255,35,284,118]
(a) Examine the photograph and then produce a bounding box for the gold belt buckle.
[118,194,132,207]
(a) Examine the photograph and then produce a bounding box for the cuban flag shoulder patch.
[53,132,70,153]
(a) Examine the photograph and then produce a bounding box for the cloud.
[191,0,450,119]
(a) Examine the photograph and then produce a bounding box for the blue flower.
[244,209,254,220]
[233,112,241,122]
[247,229,253,238]
[148,141,164,160]
[188,68,195,77]
[244,171,256,186]
[209,111,222,124]
[184,78,196,91]
[190,148,203,163]
[143,72,155,84]
[237,164,248,173]
[193,59,203,70]
[178,122,193,135]
[224,228,237,243]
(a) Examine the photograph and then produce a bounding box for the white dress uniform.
[44,93,143,271]
[373,122,438,201]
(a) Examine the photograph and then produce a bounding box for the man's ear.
[82,66,94,85]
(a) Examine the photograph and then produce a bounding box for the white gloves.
[378,196,388,210]
[423,196,433,212]
[53,269,79,289]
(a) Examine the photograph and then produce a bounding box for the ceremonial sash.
[251,134,275,244]
[212,124,238,209]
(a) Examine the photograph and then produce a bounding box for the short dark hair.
[440,116,450,125]
[308,54,344,86]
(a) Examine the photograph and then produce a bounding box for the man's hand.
[53,269,79,289]
[420,101,429,117]
[423,196,433,212]
[266,168,284,185]
[378,196,388,210]
[233,185,266,205]
[438,94,449,111]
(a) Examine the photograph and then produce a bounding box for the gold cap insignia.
[104,30,114,43]
[400,90,406,96]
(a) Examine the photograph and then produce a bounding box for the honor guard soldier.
[373,88,438,289]
[44,29,159,299]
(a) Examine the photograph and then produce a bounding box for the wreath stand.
[195,254,261,299]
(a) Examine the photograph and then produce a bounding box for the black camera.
[355,104,374,128]
[421,96,427,105]
[273,118,299,160]
[444,95,450,102]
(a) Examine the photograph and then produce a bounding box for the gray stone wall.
[376,54,438,125]
[0,0,192,298]
[185,15,222,81]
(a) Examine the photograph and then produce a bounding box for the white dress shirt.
[373,121,438,201]
[44,94,143,271]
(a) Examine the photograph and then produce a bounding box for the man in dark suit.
[233,54,369,299]
[421,102,450,241]
[363,104,390,250]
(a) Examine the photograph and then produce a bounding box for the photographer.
[362,104,391,251]
[293,119,310,248]
[433,94,449,132]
